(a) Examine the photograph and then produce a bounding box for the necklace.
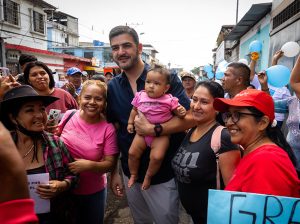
[23,145,34,158]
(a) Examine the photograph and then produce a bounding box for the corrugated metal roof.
[225,3,272,41]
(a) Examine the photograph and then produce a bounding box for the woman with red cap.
[214,89,300,197]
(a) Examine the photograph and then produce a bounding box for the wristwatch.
[154,123,163,137]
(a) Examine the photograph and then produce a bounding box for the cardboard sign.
[27,173,50,214]
[207,190,300,224]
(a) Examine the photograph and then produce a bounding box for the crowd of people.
[0,25,299,224]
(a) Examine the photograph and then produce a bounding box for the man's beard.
[115,51,139,71]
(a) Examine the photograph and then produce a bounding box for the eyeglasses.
[222,111,261,123]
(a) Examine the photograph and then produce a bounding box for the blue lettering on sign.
[207,190,300,224]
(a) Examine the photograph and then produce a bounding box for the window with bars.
[3,0,19,26]
[273,0,300,29]
[63,51,75,56]
[33,11,45,33]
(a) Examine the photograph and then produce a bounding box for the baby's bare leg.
[128,134,147,187]
[142,136,169,190]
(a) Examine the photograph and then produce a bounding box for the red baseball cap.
[213,89,275,122]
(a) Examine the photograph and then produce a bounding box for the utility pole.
[236,0,239,24]
[0,38,6,67]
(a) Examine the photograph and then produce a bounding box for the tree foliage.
[191,66,200,75]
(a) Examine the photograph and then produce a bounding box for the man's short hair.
[109,25,139,46]
[18,54,37,66]
[227,62,250,87]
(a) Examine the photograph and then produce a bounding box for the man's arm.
[249,59,256,82]
[0,123,39,223]
[271,50,284,66]
[249,52,261,82]
[134,110,196,136]
[257,71,270,95]
[0,122,29,202]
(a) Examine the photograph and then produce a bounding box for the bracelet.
[261,88,269,92]
[128,122,134,125]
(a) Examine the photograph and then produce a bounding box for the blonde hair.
[80,80,107,98]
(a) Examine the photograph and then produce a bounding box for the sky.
[46,0,272,71]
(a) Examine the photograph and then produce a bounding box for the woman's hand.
[68,159,92,174]
[45,118,59,134]
[110,172,124,198]
[0,75,20,100]
[36,180,68,199]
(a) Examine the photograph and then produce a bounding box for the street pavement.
[104,175,192,224]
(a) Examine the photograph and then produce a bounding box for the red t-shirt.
[226,144,300,197]
[46,88,78,114]
[0,199,38,223]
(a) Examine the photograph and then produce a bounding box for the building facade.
[269,0,300,70]
[1,0,90,75]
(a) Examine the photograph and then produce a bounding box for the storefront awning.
[225,3,272,41]
[84,66,103,73]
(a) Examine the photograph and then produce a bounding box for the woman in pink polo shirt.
[59,80,119,224]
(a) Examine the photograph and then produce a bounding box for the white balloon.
[217,60,228,72]
[238,58,248,65]
[281,41,300,57]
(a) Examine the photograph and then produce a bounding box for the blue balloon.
[215,71,224,80]
[266,65,291,88]
[204,65,213,73]
[249,40,262,53]
[207,71,214,79]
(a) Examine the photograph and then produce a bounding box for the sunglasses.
[222,111,261,123]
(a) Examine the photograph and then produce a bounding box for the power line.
[0,3,106,45]
[0,29,79,47]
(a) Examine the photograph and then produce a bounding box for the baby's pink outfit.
[131,90,179,146]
